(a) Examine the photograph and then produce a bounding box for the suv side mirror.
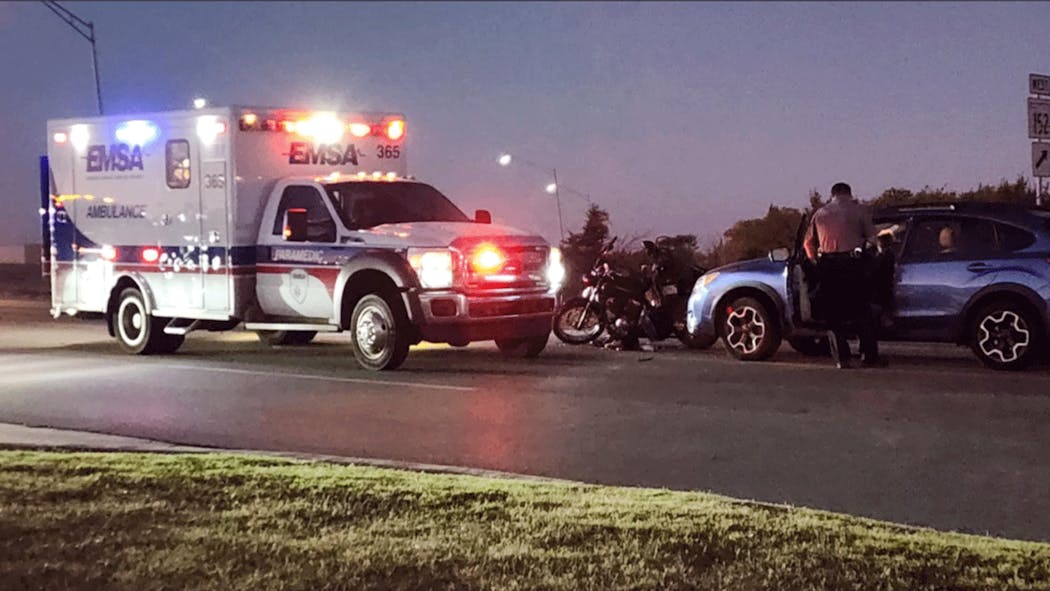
[283,209,308,242]
[474,209,492,224]
[768,247,790,263]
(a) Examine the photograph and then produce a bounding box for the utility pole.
[552,167,565,240]
[42,1,103,115]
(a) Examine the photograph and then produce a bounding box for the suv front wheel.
[719,296,781,361]
[968,300,1043,371]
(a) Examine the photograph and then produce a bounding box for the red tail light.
[141,247,160,263]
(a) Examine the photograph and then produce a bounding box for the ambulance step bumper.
[164,318,201,336]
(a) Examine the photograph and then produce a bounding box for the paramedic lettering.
[286,142,359,166]
[86,144,145,173]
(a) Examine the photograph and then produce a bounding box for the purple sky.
[1,1,1046,247]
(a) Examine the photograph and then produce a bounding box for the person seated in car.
[939,226,959,254]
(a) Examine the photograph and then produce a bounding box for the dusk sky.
[1,1,1046,247]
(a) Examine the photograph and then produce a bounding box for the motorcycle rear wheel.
[553,297,605,345]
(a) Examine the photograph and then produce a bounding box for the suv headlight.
[407,248,455,289]
[698,271,720,289]
[547,247,566,292]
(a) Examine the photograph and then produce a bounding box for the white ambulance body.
[45,107,561,370]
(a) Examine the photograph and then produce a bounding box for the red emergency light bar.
[238,112,405,141]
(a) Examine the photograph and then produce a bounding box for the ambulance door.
[199,159,230,313]
[156,134,204,311]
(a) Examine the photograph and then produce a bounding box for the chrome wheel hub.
[355,305,390,359]
[725,306,765,355]
[977,311,1030,363]
[117,298,147,347]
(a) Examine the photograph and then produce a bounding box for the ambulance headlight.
[547,247,565,292]
[407,248,455,289]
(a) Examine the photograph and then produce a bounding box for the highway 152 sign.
[1030,98,1050,139]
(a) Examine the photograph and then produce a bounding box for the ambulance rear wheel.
[256,330,317,346]
[115,288,181,355]
[350,293,411,371]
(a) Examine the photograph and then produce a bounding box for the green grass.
[0,451,1047,591]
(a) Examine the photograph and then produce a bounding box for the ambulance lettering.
[86,144,145,173]
[287,142,359,166]
[85,204,147,219]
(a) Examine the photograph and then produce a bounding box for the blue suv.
[686,203,1050,370]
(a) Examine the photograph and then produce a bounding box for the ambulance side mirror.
[474,209,492,224]
[283,208,308,242]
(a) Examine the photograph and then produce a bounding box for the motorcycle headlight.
[547,247,565,292]
[407,248,455,289]
[698,271,720,289]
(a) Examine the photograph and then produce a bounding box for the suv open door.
[786,212,819,327]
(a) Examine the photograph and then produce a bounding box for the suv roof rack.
[895,204,957,212]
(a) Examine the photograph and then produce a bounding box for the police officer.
[803,182,885,369]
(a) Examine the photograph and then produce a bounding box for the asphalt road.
[0,300,1048,542]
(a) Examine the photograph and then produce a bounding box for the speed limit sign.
[1029,98,1050,139]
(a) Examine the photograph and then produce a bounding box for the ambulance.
[43,107,564,370]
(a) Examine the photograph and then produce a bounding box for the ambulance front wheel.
[114,288,184,355]
[349,293,411,371]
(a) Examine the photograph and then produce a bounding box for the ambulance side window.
[165,140,191,189]
[272,186,336,243]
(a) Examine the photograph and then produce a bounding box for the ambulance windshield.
[325,181,470,229]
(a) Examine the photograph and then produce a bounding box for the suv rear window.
[994,223,1036,252]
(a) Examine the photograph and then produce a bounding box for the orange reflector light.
[349,122,371,138]
[242,113,257,126]
[471,244,505,274]
[53,132,68,144]
[141,247,160,263]
[386,119,405,141]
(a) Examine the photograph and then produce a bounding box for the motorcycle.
[552,237,647,346]
[553,236,717,349]
[637,237,716,349]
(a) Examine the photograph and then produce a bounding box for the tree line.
[558,176,1040,293]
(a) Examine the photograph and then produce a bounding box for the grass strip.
[0,451,1047,590]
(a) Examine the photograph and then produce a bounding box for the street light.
[497,152,567,239]
[193,97,207,110]
[41,1,103,115]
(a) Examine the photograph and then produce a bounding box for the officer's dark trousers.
[817,253,878,361]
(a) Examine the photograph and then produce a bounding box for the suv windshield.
[324,181,469,229]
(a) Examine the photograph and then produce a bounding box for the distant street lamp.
[41,1,103,115]
[498,152,573,239]
[193,97,207,110]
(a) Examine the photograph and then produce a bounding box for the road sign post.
[1029,74,1049,205]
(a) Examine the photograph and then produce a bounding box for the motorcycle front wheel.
[553,297,605,345]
